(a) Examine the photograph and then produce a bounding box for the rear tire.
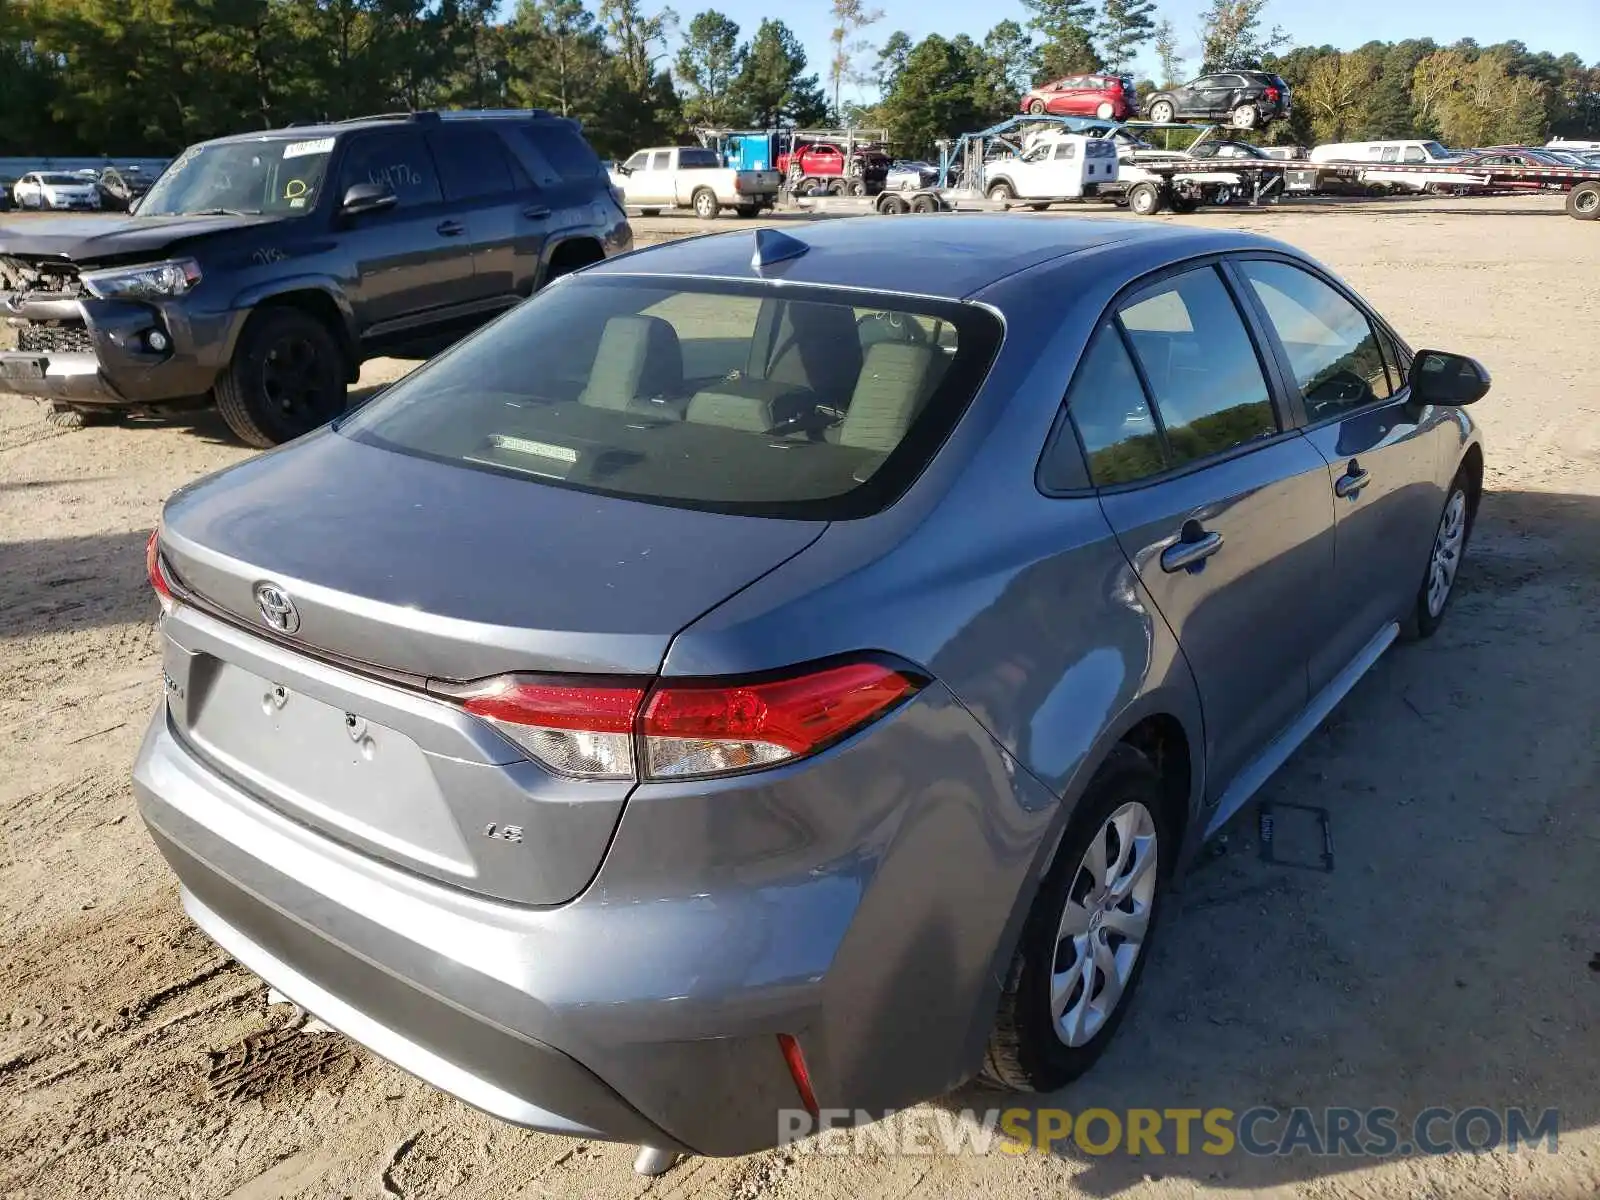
[638,207,661,217]
[879,194,909,215]
[910,193,939,214]
[1568,182,1600,220]
[691,188,718,220]
[1128,181,1165,216]
[826,178,849,196]
[214,307,349,449]
[982,745,1170,1092]
[1029,202,1050,211]
[734,204,758,218]
[1232,103,1259,129]
[1148,100,1175,124]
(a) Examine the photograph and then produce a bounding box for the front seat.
[750,300,863,400]
[578,315,684,413]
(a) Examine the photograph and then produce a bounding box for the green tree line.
[0,0,1595,161]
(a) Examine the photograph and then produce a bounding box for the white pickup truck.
[610,146,782,219]
[981,134,1120,208]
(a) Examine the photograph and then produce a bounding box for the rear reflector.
[777,1033,820,1118]
[146,529,175,613]
[440,659,922,782]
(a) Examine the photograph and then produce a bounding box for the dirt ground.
[2,192,1598,1200]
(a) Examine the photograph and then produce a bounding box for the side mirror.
[340,182,397,217]
[1409,350,1490,405]
[615,164,633,176]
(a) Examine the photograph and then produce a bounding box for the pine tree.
[1021,0,1101,81]
[675,10,744,127]
[1097,0,1156,75]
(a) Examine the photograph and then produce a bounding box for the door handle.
[1334,460,1371,499]
[1160,528,1224,573]
[522,205,552,220]
[436,220,465,236]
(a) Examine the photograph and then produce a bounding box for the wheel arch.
[536,236,606,292]
[229,283,360,383]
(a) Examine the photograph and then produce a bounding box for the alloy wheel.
[1576,189,1600,216]
[260,334,334,423]
[1051,801,1159,1048]
[1427,489,1468,618]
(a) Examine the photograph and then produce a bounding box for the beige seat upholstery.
[835,342,941,452]
[685,377,812,432]
[578,315,684,412]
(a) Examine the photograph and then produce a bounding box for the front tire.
[691,188,718,220]
[1402,474,1474,640]
[987,180,1015,204]
[1028,100,1046,115]
[982,745,1169,1091]
[1149,100,1175,124]
[1096,102,1115,120]
[215,307,348,448]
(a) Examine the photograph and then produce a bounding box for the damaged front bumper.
[0,290,242,409]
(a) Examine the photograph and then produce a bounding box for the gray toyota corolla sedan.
[134,217,1487,1166]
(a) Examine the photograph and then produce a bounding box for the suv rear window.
[339,276,1003,519]
[677,148,721,168]
[518,121,602,180]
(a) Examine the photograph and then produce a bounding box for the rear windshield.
[677,148,721,168]
[339,276,1003,519]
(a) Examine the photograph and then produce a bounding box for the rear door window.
[519,122,603,180]
[427,127,515,200]
[1061,325,1166,487]
[338,277,1003,519]
[1117,266,1279,466]
[338,131,441,207]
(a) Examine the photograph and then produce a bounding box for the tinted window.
[1240,260,1391,419]
[677,148,720,169]
[427,128,515,200]
[522,122,603,179]
[1378,327,1411,388]
[339,277,1003,520]
[1119,267,1278,466]
[338,131,440,207]
[1064,326,1166,486]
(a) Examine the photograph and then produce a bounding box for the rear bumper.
[0,292,239,407]
[133,668,1060,1155]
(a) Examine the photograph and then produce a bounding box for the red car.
[1020,74,1139,121]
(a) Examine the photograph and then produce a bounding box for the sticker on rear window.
[489,434,578,463]
[283,137,336,160]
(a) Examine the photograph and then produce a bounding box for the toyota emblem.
[254,583,300,634]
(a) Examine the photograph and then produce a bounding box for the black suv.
[1144,72,1291,130]
[0,110,630,446]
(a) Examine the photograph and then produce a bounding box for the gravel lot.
[2,193,1598,1200]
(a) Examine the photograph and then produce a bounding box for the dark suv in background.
[0,109,630,446]
[1145,72,1291,129]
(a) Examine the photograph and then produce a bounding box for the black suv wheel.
[215,307,348,448]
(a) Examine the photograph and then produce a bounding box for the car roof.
[589,216,1287,301]
[199,109,558,147]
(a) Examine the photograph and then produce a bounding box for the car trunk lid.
[156,429,825,904]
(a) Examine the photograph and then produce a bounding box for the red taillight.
[146,529,174,612]
[641,661,920,778]
[455,677,646,780]
[777,1034,820,1118]
[1265,86,1280,101]
[442,659,921,782]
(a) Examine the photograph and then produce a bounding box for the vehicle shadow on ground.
[0,528,156,640]
[935,485,1600,1193]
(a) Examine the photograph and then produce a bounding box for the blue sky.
[647,0,1600,100]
